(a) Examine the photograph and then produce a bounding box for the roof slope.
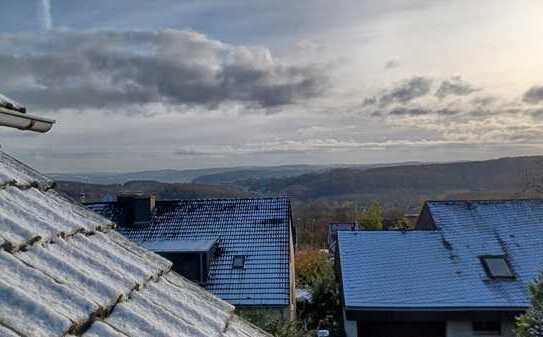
[88,198,292,306]
[338,200,543,310]
[0,151,270,337]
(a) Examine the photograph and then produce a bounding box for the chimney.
[117,193,156,227]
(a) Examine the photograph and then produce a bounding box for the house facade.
[337,200,543,337]
[88,195,297,320]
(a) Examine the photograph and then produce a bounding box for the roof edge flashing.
[345,306,528,312]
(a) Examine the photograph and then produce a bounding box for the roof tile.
[0,150,271,337]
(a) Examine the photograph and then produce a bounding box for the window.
[480,256,514,279]
[232,255,245,269]
[472,321,501,335]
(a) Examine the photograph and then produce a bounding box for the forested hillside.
[243,156,543,202]
[56,180,251,203]
[55,155,543,247]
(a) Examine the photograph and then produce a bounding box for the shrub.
[238,310,311,337]
[296,248,334,288]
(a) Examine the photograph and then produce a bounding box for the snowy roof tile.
[0,150,271,337]
[89,197,293,307]
[338,200,543,310]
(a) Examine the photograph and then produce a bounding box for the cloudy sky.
[0,0,542,173]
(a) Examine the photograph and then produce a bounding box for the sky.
[0,0,543,173]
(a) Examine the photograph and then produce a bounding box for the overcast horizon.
[1,0,543,173]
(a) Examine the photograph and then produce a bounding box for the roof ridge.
[0,180,55,193]
[339,230,441,235]
[86,196,290,205]
[426,198,543,204]
[157,196,290,202]
[0,151,55,191]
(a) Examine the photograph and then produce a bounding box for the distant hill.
[56,180,251,203]
[48,168,244,184]
[48,162,423,185]
[241,156,543,206]
[192,165,331,184]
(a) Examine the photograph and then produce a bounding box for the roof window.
[480,256,514,279]
[232,255,245,269]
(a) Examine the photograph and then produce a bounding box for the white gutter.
[0,106,55,133]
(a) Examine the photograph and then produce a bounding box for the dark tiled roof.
[338,200,543,310]
[88,197,293,306]
[0,151,270,337]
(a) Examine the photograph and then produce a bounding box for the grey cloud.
[389,107,458,116]
[0,30,329,111]
[435,77,478,99]
[375,76,432,107]
[389,107,429,116]
[384,59,399,69]
[471,96,497,107]
[174,149,215,156]
[523,85,543,104]
[374,106,459,117]
[435,108,460,116]
[362,97,377,106]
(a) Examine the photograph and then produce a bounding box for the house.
[328,222,359,255]
[0,94,270,336]
[87,195,297,320]
[337,200,543,337]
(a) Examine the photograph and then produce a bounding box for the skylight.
[480,256,514,279]
[232,255,245,269]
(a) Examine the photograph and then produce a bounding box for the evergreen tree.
[359,201,384,230]
[516,274,543,337]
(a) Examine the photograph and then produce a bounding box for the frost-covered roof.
[88,198,293,307]
[0,150,270,337]
[338,200,543,311]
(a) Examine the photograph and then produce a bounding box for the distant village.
[1,94,543,337]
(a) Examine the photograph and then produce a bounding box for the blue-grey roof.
[88,197,293,307]
[338,200,543,310]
